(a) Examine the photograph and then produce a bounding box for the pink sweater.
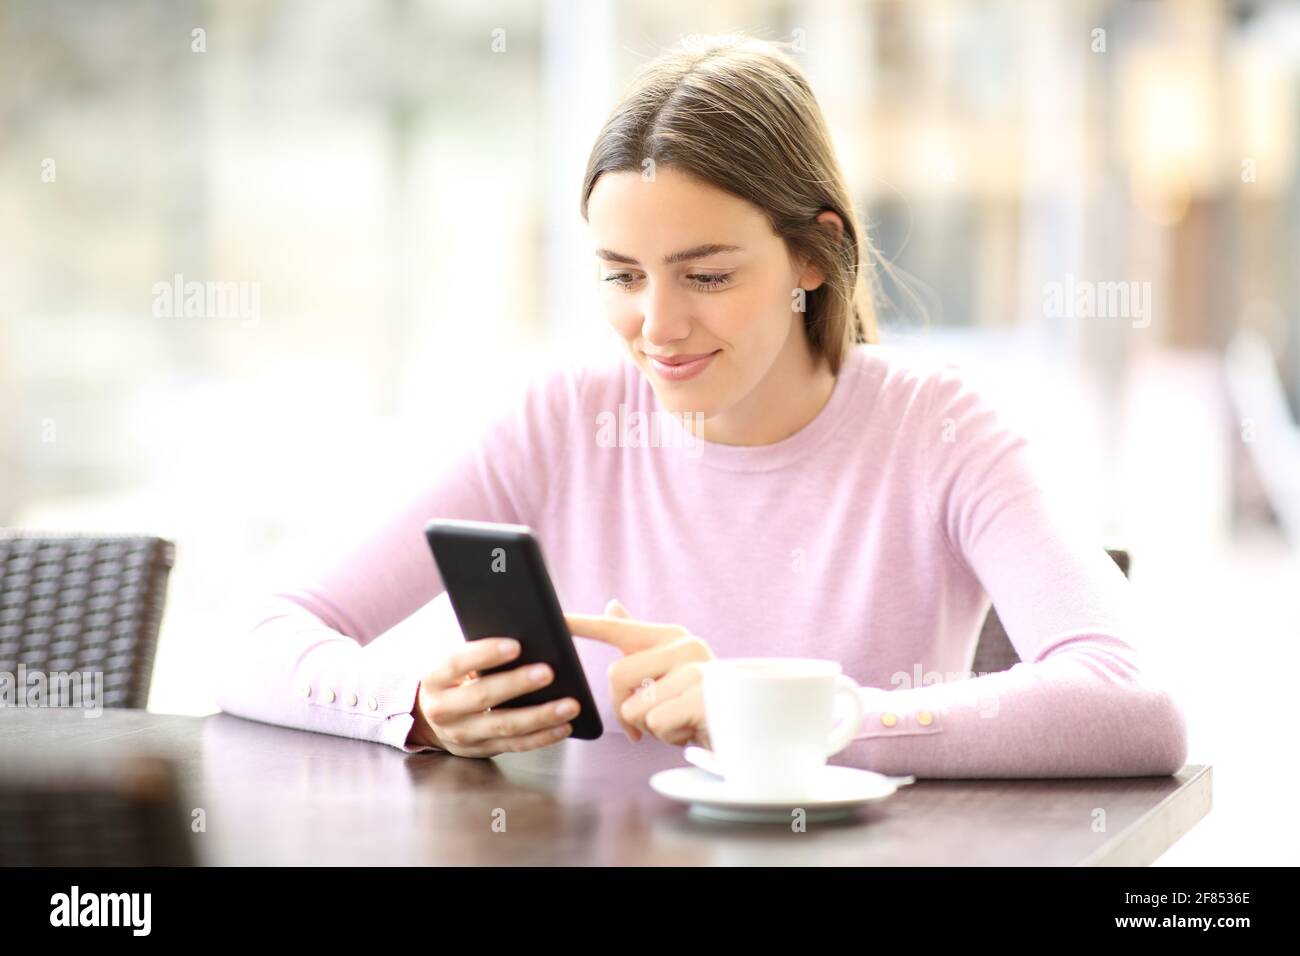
[213,343,1190,778]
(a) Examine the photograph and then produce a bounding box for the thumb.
[603,598,641,742]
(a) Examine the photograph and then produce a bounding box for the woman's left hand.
[564,599,714,747]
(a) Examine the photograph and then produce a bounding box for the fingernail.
[530,665,551,682]
[554,700,577,717]
[498,639,519,655]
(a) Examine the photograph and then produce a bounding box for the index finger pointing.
[563,613,685,653]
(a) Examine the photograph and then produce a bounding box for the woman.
[214,34,1188,778]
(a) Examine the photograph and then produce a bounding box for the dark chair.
[971,547,1131,675]
[0,532,175,709]
[0,750,196,865]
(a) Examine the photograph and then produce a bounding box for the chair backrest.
[971,548,1131,676]
[1223,328,1300,546]
[0,532,175,709]
[0,750,195,865]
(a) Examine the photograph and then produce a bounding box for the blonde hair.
[580,33,878,375]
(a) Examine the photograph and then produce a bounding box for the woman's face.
[586,166,825,419]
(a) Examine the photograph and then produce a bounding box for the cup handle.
[825,675,866,758]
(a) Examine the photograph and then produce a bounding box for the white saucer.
[649,765,908,824]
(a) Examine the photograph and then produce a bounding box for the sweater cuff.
[295,641,445,753]
[853,685,948,741]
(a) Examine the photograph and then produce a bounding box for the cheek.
[712,284,785,335]
[599,283,784,341]
[762,275,801,320]
[602,293,642,339]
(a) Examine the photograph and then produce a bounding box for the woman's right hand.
[407,638,580,757]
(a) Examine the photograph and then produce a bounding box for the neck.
[695,333,838,446]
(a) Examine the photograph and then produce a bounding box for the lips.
[645,349,721,383]
[646,351,718,366]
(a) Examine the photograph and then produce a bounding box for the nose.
[638,278,692,347]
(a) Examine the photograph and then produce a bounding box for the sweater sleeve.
[211,361,586,753]
[843,362,1190,778]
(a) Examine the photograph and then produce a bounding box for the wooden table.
[0,708,1211,865]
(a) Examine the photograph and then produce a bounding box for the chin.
[649,384,721,420]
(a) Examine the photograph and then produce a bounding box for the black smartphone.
[423,518,603,740]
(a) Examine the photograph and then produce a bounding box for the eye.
[601,272,639,290]
[687,272,733,292]
[600,271,734,292]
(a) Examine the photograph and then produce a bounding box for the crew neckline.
[629,344,875,473]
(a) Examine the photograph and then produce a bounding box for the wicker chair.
[0,532,175,709]
[0,750,195,865]
[971,547,1131,675]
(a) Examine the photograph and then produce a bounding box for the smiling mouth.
[645,351,719,366]
[644,349,721,382]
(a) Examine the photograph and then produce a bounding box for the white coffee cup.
[695,658,865,800]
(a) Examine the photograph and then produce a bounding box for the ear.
[796,209,845,293]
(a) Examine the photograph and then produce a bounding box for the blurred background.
[2,0,1297,864]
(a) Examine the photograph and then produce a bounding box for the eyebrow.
[594,243,743,266]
